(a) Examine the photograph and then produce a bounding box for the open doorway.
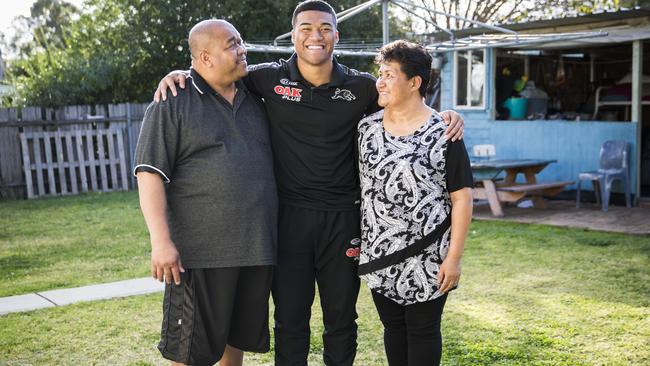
[494,44,650,122]
[494,42,650,201]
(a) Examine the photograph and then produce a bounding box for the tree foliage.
[411,0,649,31]
[3,0,408,107]
[3,0,79,60]
[7,0,635,107]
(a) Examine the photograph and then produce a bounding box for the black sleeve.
[133,100,179,183]
[363,79,381,116]
[245,63,279,97]
[445,139,474,192]
[353,125,361,181]
[242,72,261,96]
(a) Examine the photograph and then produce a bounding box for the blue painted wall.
[439,49,639,194]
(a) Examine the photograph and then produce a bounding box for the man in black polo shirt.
[135,19,277,366]
[154,2,464,365]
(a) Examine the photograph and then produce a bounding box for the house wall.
[440,49,494,153]
[440,49,639,194]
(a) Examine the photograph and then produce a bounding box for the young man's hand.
[440,110,464,142]
[154,70,189,102]
[151,238,185,285]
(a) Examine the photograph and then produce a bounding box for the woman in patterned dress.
[357,40,474,366]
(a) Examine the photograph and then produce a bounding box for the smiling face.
[207,23,248,82]
[376,61,420,108]
[291,10,339,68]
[191,20,248,85]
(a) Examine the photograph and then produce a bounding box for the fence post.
[126,102,135,189]
[0,108,24,198]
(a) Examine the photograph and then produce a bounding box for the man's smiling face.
[291,10,339,68]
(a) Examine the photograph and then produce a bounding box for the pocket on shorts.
[158,271,191,360]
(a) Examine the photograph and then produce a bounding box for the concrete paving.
[0,277,163,315]
[473,199,650,235]
[0,293,55,315]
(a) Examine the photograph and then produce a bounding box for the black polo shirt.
[134,69,277,268]
[245,54,380,210]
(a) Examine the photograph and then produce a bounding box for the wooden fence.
[0,103,149,199]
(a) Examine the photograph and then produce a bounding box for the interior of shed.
[494,41,650,197]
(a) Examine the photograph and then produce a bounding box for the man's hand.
[151,238,185,285]
[440,110,464,142]
[154,70,189,102]
[437,258,461,294]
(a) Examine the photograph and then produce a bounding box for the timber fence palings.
[20,129,130,198]
[0,103,148,199]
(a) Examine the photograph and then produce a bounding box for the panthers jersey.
[244,54,380,210]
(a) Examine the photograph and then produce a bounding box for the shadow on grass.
[0,253,48,273]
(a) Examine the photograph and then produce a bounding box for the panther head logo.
[332,88,356,101]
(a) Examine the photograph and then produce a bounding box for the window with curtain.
[454,50,485,108]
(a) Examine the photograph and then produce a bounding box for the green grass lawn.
[1,192,649,365]
[0,191,150,297]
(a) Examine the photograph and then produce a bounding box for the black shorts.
[158,265,273,366]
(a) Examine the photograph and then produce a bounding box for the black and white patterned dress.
[357,109,472,305]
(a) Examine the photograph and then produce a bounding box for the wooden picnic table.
[471,159,573,217]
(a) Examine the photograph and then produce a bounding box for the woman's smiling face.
[376,61,418,108]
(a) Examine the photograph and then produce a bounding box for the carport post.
[382,0,389,44]
[632,40,643,206]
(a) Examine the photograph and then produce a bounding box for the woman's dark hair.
[375,40,432,97]
[292,0,337,28]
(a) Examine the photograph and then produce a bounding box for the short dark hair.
[292,0,337,28]
[375,40,432,97]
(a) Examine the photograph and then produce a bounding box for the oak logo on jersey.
[274,85,302,102]
[332,88,356,101]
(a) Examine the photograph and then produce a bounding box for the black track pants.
[372,291,448,366]
[273,205,361,366]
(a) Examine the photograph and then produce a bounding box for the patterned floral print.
[358,109,451,305]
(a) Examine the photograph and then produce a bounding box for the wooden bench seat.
[474,180,573,208]
[494,181,573,209]
[497,181,574,195]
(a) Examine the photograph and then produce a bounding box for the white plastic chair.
[576,140,632,211]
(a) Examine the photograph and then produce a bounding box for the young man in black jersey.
[154,2,464,365]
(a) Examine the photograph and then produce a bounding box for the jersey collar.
[189,68,248,97]
[285,53,346,88]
